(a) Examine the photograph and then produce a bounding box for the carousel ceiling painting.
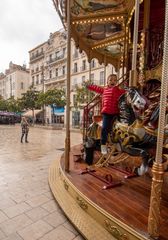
[53,0,143,68]
[71,0,126,16]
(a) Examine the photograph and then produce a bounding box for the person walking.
[87,74,125,154]
[21,117,29,143]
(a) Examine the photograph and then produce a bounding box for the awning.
[54,112,64,116]
[22,109,42,117]
[52,107,64,116]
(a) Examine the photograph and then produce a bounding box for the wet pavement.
[0,125,84,240]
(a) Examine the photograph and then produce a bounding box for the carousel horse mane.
[118,87,148,125]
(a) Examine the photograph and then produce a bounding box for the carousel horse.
[85,85,168,175]
[110,87,153,175]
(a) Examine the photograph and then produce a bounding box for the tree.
[43,88,66,124]
[20,86,40,124]
[75,83,95,109]
[44,88,66,107]
[0,98,7,111]
[6,97,22,113]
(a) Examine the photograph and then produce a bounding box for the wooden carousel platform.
[49,145,168,240]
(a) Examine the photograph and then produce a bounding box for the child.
[87,74,125,154]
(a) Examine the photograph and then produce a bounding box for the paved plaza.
[0,125,84,240]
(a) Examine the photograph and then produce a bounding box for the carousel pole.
[104,55,106,86]
[65,0,71,172]
[129,0,140,87]
[148,0,168,237]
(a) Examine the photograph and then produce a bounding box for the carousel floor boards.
[49,145,168,240]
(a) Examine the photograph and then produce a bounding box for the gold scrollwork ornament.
[76,196,88,211]
[105,220,129,240]
[63,180,69,191]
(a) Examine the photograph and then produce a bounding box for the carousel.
[49,0,168,239]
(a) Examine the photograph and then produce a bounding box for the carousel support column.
[65,0,71,172]
[148,1,168,237]
[129,0,140,87]
[122,23,127,81]
[104,55,106,86]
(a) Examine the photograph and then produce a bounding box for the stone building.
[1,62,29,100]
[29,29,116,126]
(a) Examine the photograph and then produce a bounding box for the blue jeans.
[101,113,116,145]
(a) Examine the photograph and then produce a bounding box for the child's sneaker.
[101,145,107,155]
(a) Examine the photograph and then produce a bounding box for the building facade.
[0,73,6,98]
[29,29,116,126]
[0,62,30,100]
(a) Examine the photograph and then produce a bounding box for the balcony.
[72,68,78,74]
[80,66,87,72]
[30,52,44,63]
[47,54,65,64]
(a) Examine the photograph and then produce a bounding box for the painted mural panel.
[71,0,125,16]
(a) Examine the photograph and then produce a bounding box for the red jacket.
[87,84,125,115]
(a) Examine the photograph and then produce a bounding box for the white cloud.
[0,0,63,73]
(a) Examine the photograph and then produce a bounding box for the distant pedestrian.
[21,117,29,143]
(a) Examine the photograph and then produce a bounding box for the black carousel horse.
[111,87,153,175]
[85,87,149,171]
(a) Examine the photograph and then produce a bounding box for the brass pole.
[65,0,71,172]
[148,0,168,237]
[143,0,150,68]
[104,55,106,86]
[129,0,140,87]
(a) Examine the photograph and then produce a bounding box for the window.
[82,76,85,82]
[41,73,43,82]
[90,73,94,82]
[73,78,77,85]
[82,60,86,71]
[55,51,59,58]
[63,47,66,56]
[62,65,66,75]
[49,54,52,61]
[21,82,24,90]
[32,76,34,85]
[73,49,78,58]
[73,94,77,105]
[91,59,96,68]
[36,75,39,84]
[49,70,52,79]
[100,71,104,85]
[74,63,78,73]
[55,68,58,77]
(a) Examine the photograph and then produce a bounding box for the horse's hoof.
[137,165,148,176]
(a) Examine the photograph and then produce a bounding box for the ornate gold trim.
[49,155,149,240]
[76,196,88,211]
[105,220,129,240]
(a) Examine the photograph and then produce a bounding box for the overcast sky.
[0,0,63,73]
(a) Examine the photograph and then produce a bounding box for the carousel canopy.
[52,0,165,71]
[52,0,144,70]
